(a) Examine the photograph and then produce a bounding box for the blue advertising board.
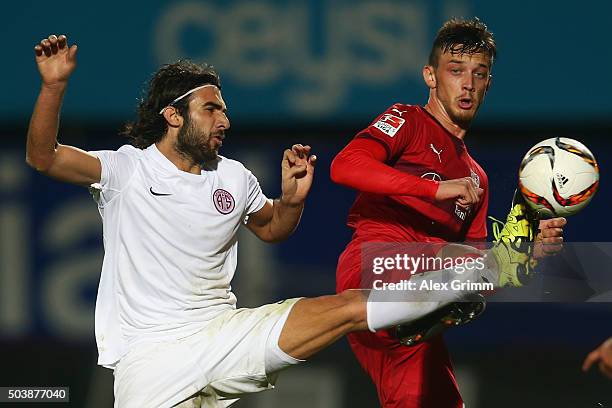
[5,0,612,123]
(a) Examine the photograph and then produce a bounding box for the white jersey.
[89,144,268,368]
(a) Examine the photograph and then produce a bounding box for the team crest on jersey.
[470,169,480,188]
[213,189,235,214]
[372,114,405,137]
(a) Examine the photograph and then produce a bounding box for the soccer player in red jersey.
[331,18,567,407]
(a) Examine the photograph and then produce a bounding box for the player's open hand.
[280,144,317,206]
[533,217,566,258]
[435,177,483,209]
[34,34,78,88]
[583,337,612,379]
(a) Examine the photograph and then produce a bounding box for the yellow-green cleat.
[489,191,540,287]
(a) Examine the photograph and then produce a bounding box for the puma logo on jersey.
[391,108,407,116]
[430,144,443,163]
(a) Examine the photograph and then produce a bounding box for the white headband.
[159,84,219,114]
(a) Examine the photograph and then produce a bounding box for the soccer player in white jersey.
[27,34,554,407]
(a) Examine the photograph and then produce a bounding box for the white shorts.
[113,298,302,408]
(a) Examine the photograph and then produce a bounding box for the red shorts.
[337,240,463,408]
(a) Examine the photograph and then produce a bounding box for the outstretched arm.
[331,138,483,207]
[26,34,101,186]
[247,144,316,243]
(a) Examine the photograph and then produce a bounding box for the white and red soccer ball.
[518,137,599,218]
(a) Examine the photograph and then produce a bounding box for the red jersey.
[345,104,488,243]
[333,104,486,408]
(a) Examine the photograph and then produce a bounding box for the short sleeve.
[245,168,268,215]
[355,103,414,161]
[88,144,141,205]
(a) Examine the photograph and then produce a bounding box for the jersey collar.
[147,144,206,180]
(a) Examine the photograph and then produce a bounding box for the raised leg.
[278,290,368,359]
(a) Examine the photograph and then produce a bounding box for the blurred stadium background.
[2,1,611,406]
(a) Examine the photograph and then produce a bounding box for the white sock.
[366,298,441,332]
[366,264,488,332]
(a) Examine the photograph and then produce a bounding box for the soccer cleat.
[395,293,486,346]
[395,192,539,346]
[488,190,540,287]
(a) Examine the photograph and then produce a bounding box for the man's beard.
[449,109,475,128]
[447,101,479,129]
[175,116,219,165]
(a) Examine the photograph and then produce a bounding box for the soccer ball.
[518,137,599,218]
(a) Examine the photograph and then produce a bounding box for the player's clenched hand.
[533,217,566,258]
[435,177,483,208]
[34,34,78,88]
[583,338,612,379]
[280,144,317,206]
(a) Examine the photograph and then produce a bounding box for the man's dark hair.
[428,17,496,67]
[121,60,221,149]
